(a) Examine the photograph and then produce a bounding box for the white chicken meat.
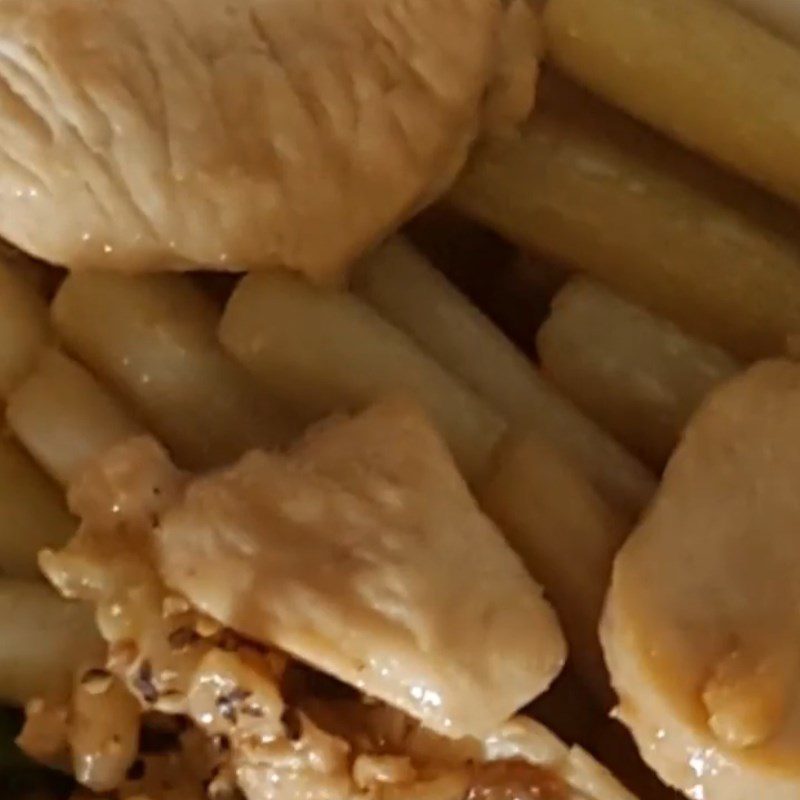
[603,360,800,800]
[0,0,539,279]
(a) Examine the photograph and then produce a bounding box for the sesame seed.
[156,691,186,715]
[162,595,191,618]
[80,668,113,695]
[195,617,223,638]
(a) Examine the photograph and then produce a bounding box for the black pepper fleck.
[216,699,237,725]
[134,659,158,704]
[226,688,252,703]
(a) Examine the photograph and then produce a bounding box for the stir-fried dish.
[2,1,800,800]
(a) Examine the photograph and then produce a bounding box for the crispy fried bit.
[466,761,569,800]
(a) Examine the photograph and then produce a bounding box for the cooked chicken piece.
[602,360,800,800]
[0,0,539,279]
[153,397,565,738]
[37,411,631,800]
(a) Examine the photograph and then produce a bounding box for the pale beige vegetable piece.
[354,238,654,516]
[0,579,103,705]
[603,360,800,800]
[52,273,299,471]
[480,430,626,701]
[0,262,50,398]
[220,273,505,482]
[0,435,73,580]
[544,0,800,210]
[450,74,800,359]
[538,279,739,468]
[7,350,144,486]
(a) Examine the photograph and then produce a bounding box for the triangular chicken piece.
[154,397,565,738]
[603,360,800,800]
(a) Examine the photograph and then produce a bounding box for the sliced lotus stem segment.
[7,350,145,486]
[0,579,103,706]
[0,262,50,399]
[538,279,739,468]
[52,273,300,471]
[450,73,800,360]
[602,360,800,799]
[0,434,74,580]
[220,273,506,482]
[479,430,626,700]
[544,0,800,210]
[354,238,654,517]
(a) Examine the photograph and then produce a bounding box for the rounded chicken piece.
[0,0,539,279]
[602,360,800,800]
